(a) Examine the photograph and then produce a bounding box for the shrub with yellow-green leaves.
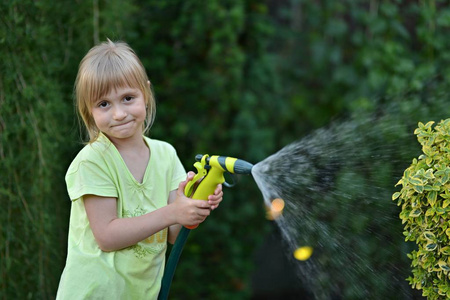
[393,119,450,299]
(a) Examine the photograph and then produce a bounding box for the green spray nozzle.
[184,154,253,229]
[194,154,254,175]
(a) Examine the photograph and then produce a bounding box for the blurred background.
[1,0,450,299]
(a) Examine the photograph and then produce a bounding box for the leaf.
[427,191,438,206]
[409,177,423,185]
[438,260,450,272]
[392,192,401,200]
[425,208,435,216]
[423,231,436,241]
[440,246,450,255]
[409,209,422,217]
[436,170,446,176]
[425,243,438,251]
[436,207,446,215]
[440,173,450,185]
[443,200,450,208]
[424,169,435,179]
[424,185,434,191]
[425,121,435,129]
[423,145,433,156]
[413,185,424,194]
[432,184,441,191]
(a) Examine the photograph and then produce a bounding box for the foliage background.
[1,0,450,299]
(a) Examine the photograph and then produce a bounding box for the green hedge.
[1,0,450,299]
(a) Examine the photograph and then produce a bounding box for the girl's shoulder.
[78,137,114,159]
[144,136,178,156]
[67,136,116,170]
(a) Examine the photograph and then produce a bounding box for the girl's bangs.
[89,57,142,103]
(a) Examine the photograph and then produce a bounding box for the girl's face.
[91,86,147,144]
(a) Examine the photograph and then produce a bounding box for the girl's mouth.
[112,120,133,128]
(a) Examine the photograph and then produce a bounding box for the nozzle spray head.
[195,154,253,175]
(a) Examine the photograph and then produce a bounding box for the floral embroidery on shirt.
[123,206,167,258]
[123,205,147,218]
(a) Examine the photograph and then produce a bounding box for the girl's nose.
[112,106,127,120]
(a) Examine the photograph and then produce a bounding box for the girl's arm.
[167,172,223,244]
[84,176,216,252]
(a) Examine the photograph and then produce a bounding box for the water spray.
[158,154,254,300]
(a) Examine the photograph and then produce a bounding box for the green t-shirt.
[56,134,186,300]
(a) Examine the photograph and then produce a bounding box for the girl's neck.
[106,133,150,183]
[107,133,146,153]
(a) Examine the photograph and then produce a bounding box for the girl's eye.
[124,96,133,102]
[98,101,108,108]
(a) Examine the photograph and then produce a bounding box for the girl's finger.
[208,192,223,201]
[187,171,195,180]
[214,184,222,194]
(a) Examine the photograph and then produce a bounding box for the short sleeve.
[65,160,118,201]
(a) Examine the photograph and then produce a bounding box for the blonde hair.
[75,39,156,142]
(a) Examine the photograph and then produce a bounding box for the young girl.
[56,40,223,299]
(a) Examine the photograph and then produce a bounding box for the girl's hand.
[172,173,212,226]
[208,184,223,210]
[184,171,223,210]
